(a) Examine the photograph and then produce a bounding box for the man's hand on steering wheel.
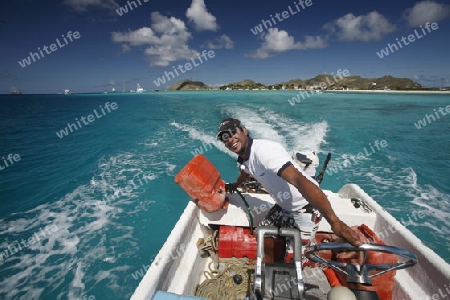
[330,220,363,247]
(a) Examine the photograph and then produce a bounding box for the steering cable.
[228,185,254,235]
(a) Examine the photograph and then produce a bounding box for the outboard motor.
[292,146,319,178]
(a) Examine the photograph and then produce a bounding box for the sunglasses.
[218,127,239,142]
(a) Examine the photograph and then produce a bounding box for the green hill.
[219,79,266,90]
[168,79,211,91]
[166,75,423,91]
[218,75,423,90]
[372,75,422,90]
[290,74,422,90]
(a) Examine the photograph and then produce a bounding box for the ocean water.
[0,91,449,299]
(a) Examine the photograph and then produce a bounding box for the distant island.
[166,75,447,91]
[167,79,211,91]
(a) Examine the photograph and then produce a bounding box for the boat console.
[245,225,417,300]
[252,226,304,300]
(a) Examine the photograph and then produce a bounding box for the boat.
[10,87,22,95]
[308,89,323,94]
[64,89,71,95]
[136,83,145,93]
[131,153,450,300]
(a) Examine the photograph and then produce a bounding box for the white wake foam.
[0,149,163,299]
[227,106,328,153]
[170,121,235,158]
[355,165,450,237]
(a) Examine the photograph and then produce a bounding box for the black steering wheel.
[305,242,417,285]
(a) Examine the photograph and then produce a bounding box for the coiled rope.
[195,257,255,300]
[197,230,219,255]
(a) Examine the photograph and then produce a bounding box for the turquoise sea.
[0,91,449,299]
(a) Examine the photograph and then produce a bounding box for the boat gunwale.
[131,201,209,300]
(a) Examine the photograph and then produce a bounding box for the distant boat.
[112,87,116,93]
[10,87,22,95]
[308,89,323,94]
[136,83,145,93]
[64,89,71,95]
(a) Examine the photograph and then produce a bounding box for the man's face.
[219,127,248,156]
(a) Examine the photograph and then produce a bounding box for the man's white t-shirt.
[238,138,318,211]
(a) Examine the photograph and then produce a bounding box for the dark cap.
[216,118,241,140]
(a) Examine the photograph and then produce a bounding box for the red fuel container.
[174,154,226,213]
[218,226,258,259]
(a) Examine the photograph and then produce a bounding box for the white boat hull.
[131,184,450,300]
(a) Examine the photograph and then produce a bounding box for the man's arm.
[235,170,250,186]
[280,164,362,246]
[226,170,250,193]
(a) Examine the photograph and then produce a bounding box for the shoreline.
[2,89,450,95]
[163,89,450,94]
[171,89,450,94]
[322,89,450,94]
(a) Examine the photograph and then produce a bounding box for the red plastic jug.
[174,154,226,213]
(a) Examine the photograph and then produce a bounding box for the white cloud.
[403,1,450,27]
[247,28,327,59]
[121,44,131,53]
[112,27,156,46]
[63,0,119,12]
[186,0,219,31]
[324,11,396,41]
[111,12,198,67]
[204,34,234,49]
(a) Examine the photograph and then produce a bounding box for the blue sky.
[1,0,450,93]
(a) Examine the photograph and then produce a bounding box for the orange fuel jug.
[174,154,227,213]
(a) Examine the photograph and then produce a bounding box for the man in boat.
[217,118,362,247]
